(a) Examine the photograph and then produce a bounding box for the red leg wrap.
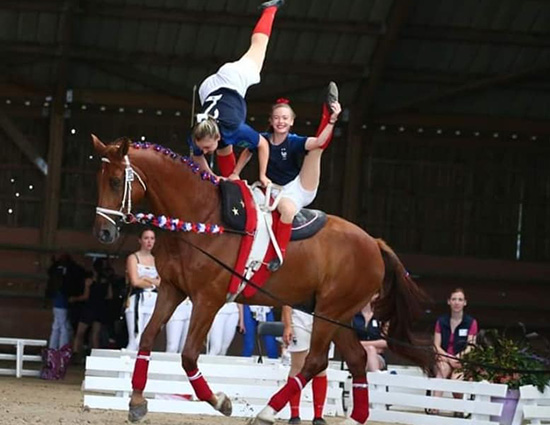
[289,377,301,417]
[131,350,151,391]
[187,368,214,401]
[216,152,236,178]
[312,375,328,418]
[350,377,370,424]
[253,6,278,37]
[268,373,308,412]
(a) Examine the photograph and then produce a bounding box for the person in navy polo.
[429,288,478,415]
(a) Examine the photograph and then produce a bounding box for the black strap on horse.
[179,236,550,375]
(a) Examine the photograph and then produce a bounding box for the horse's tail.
[374,239,434,374]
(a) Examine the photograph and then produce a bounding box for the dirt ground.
[0,366,386,425]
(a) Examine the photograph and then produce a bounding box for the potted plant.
[459,329,550,425]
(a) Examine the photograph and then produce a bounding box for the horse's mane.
[107,138,219,186]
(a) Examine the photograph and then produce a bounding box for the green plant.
[459,330,550,392]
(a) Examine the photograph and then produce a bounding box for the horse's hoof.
[214,391,232,416]
[128,399,148,423]
[247,405,276,425]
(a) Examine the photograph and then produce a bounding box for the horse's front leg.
[128,283,184,422]
[181,297,231,416]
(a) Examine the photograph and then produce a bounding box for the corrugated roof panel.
[134,21,160,53]
[36,13,58,45]
[213,26,242,59]
[327,0,354,21]
[369,0,392,21]
[290,31,318,64]
[491,0,527,31]
[0,10,18,40]
[172,25,200,56]
[192,25,221,58]
[17,11,39,43]
[447,43,479,73]
[155,22,180,56]
[529,4,549,32]
[349,0,375,22]
[508,1,542,32]
[310,33,339,65]
[116,19,140,51]
[351,36,377,66]
[77,15,102,47]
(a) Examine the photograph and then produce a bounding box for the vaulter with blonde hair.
[189,0,285,186]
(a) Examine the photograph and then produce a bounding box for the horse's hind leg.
[333,327,369,425]
[180,293,231,416]
[128,283,184,422]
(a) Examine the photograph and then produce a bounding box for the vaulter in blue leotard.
[190,0,285,187]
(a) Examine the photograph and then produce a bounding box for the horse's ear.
[117,137,130,159]
[91,134,107,155]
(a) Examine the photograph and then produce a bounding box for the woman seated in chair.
[353,295,388,372]
[429,287,478,415]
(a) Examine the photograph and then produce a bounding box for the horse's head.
[92,134,146,244]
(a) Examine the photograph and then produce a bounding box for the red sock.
[253,6,278,37]
[275,221,292,260]
[131,350,151,391]
[289,377,301,418]
[350,377,370,424]
[216,152,236,177]
[312,375,328,418]
[315,103,331,137]
[187,368,214,401]
[316,104,334,150]
[268,373,308,412]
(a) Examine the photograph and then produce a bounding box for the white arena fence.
[368,367,550,425]
[83,349,348,420]
[0,337,47,378]
[82,349,550,424]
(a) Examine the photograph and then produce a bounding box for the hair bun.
[276,97,290,105]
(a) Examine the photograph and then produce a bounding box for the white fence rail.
[0,337,47,378]
[367,370,508,425]
[83,349,349,420]
[519,385,550,425]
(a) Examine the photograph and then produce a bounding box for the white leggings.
[165,318,190,353]
[49,307,72,350]
[125,310,152,351]
[207,311,239,356]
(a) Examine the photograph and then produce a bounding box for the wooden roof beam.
[342,0,413,223]
[373,112,550,136]
[402,25,550,49]
[0,42,365,79]
[0,110,48,175]
[0,1,385,36]
[384,63,550,113]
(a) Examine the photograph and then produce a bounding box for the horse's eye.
[109,177,122,189]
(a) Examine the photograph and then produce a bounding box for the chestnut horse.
[92,135,430,425]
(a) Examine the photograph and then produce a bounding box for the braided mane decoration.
[131,141,219,186]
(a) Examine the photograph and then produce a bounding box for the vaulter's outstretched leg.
[216,0,285,177]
